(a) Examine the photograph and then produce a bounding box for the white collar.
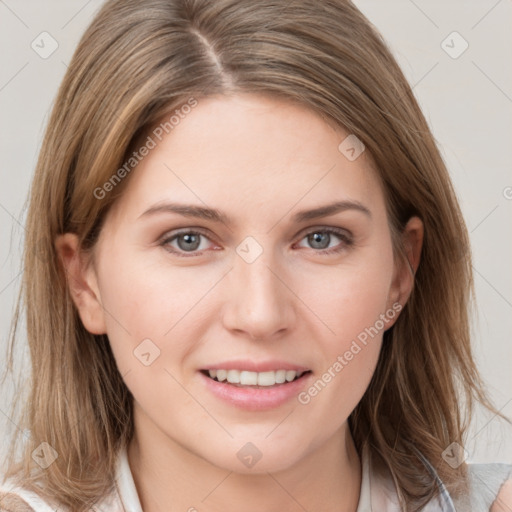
[112,446,143,512]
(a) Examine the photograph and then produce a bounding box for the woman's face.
[64,93,418,473]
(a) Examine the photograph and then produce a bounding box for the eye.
[295,227,353,254]
[160,227,353,257]
[160,230,219,256]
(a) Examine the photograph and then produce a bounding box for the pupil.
[309,232,330,249]
[178,233,200,251]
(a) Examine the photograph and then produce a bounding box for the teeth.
[207,369,306,386]
[275,369,286,384]
[226,369,240,384]
[240,370,258,385]
[285,370,297,382]
[257,371,276,386]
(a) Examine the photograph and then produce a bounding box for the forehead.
[105,93,384,228]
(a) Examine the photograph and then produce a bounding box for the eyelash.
[159,227,354,258]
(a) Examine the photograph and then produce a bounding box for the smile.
[199,368,313,411]
[203,369,311,387]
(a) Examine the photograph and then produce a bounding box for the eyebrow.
[138,200,372,223]
[292,200,371,222]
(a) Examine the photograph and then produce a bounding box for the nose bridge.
[223,238,293,338]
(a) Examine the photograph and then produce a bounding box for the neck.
[127,408,362,512]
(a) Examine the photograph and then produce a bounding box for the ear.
[386,216,424,319]
[54,233,107,335]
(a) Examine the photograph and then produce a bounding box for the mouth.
[200,368,312,388]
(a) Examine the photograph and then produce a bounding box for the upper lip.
[201,360,311,373]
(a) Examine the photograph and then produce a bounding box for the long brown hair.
[2,0,508,510]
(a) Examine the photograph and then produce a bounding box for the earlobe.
[54,233,107,335]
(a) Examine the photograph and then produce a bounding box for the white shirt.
[1,443,511,511]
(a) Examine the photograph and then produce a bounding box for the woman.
[1,0,511,511]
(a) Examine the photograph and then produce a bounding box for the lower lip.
[199,371,313,411]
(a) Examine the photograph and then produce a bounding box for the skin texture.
[491,479,512,512]
[56,93,424,512]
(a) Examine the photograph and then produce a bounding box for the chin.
[197,438,307,475]
[217,453,300,476]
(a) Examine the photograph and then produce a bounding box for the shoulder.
[0,476,124,512]
[491,477,512,512]
[452,461,512,512]
[0,479,62,512]
[0,490,34,512]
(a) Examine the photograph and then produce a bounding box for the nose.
[221,248,296,341]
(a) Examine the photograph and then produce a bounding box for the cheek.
[95,251,221,369]
[294,242,394,407]
[302,245,395,345]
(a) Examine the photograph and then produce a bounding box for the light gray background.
[1,0,511,466]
